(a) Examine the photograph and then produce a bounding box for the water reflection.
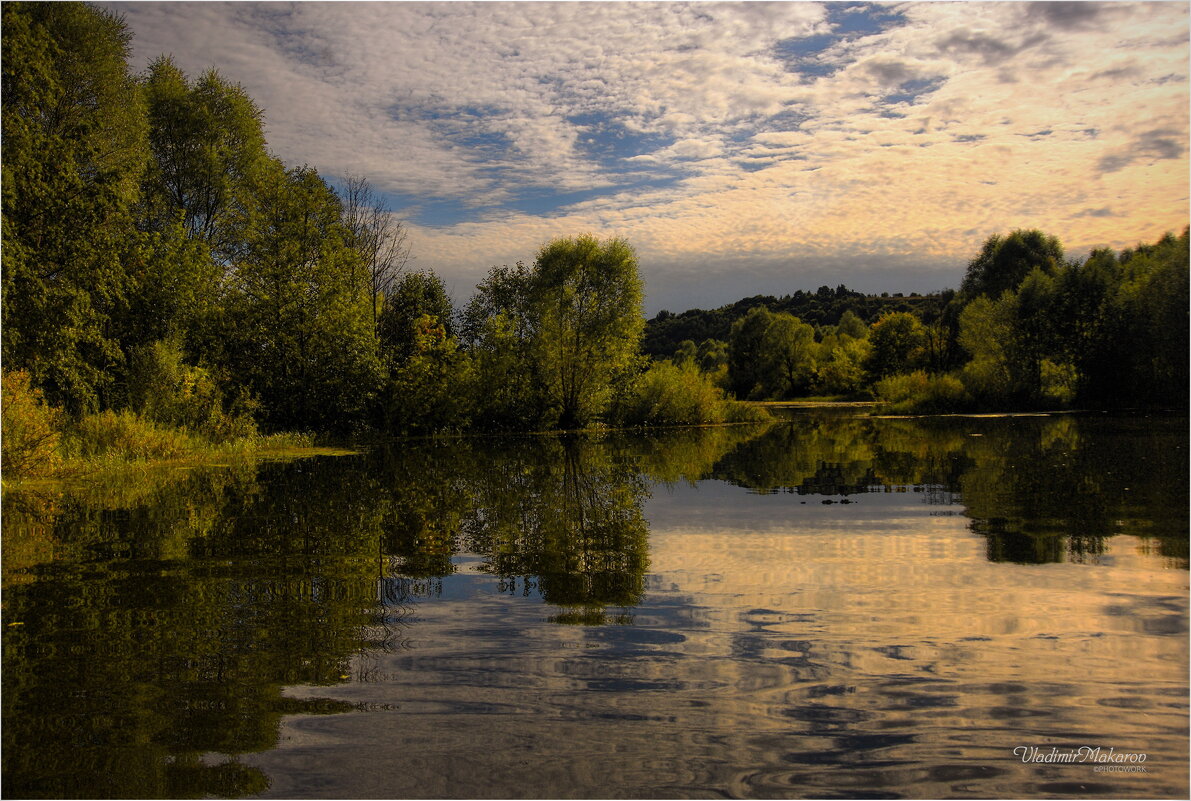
[2,413,1187,798]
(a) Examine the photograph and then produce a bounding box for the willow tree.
[530,236,644,429]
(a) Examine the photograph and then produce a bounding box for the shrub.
[1,370,63,478]
[874,370,971,414]
[68,410,199,462]
[126,339,258,442]
[615,361,769,427]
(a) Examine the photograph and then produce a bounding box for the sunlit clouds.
[106,1,1189,310]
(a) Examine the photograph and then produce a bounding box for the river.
[3,412,1186,798]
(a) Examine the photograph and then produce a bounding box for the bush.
[614,361,769,427]
[874,370,972,414]
[126,338,257,442]
[68,410,200,462]
[1,370,63,478]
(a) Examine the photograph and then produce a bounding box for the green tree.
[383,315,474,434]
[2,1,149,414]
[139,57,268,254]
[960,229,1064,301]
[696,339,729,374]
[671,339,698,366]
[836,309,869,339]
[760,313,816,398]
[728,307,776,399]
[222,164,381,430]
[863,311,926,381]
[529,235,645,429]
[461,263,540,429]
[815,337,870,395]
[378,270,455,366]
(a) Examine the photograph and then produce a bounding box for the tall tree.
[728,307,776,399]
[377,270,454,366]
[222,164,381,430]
[960,229,1064,301]
[863,311,926,381]
[338,175,412,326]
[139,58,268,254]
[2,1,148,413]
[530,235,645,429]
[760,313,816,398]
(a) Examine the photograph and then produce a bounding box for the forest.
[2,3,1187,481]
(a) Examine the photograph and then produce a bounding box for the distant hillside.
[643,285,951,357]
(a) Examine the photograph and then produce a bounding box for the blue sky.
[106,1,1189,313]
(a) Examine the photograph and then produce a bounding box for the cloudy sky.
[105,1,1189,312]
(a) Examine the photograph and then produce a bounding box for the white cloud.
[105,1,1189,310]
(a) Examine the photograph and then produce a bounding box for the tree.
[378,270,454,366]
[339,175,412,326]
[222,164,380,430]
[671,339,698,366]
[529,235,645,429]
[2,1,149,414]
[728,307,776,399]
[836,310,868,339]
[760,313,816,398]
[461,263,540,429]
[864,311,926,381]
[383,315,473,433]
[960,229,1064,301]
[139,58,268,254]
[696,338,729,374]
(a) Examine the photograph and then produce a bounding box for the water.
[3,413,1187,799]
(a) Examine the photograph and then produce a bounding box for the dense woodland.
[2,3,1187,479]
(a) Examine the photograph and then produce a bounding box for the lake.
[3,412,1187,799]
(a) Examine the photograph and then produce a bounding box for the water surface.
[3,413,1187,798]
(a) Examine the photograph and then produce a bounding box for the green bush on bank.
[873,370,972,414]
[1,368,316,482]
[2,370,64,478]
[614,361,770,427]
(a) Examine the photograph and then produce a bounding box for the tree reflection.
[2,461,374,798]
[4,413,1185,796]
[709,412,1187,566]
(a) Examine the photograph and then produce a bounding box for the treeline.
[655,228,1188,411]
[645,288,948,357]
[1,2,762,478]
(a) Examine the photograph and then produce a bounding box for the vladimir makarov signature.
[1014,746,1148,765]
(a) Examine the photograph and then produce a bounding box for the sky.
[104,1,1190,313]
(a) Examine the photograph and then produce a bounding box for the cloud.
[103,1,1190,310]
[1097,127,1186,173]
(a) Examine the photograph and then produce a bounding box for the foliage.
[863,311,926,381]
[2,1,148,414]
[221,164,382,431]
[612,360,768,427]
[383,315,474,434]
[644,286,946,359]
[815,336,871,395]
[873,370,971,414]
[728,307,776,399]
[960,229,1064,300]
[1,370,63,478]
[139,57,268,253]
[125,338,258,441]
[66,410,201,463]
[378,270,455,366]
[530,235,645,428]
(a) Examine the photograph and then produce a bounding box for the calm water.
[3,413,1187,799]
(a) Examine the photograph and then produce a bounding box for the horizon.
[104,0,1190,314]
